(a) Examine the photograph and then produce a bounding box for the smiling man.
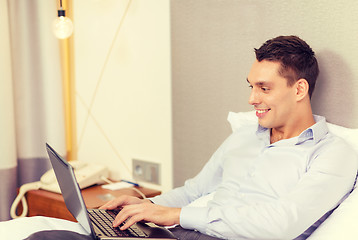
[248,37,317,144]
[247,62,315,143]
[21,36,358,240]
[98,36,358,240]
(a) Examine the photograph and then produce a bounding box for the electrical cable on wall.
[76,0,134,178]
[77,94,132,176]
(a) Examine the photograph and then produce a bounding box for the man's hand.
[99,195,181,230]
[99,195,147,210]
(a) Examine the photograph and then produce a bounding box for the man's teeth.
[257,109,269,114]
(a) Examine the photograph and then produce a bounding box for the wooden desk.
[26,185,161,221]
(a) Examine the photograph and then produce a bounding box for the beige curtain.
[0,0,66,220]
[0,0,17,222]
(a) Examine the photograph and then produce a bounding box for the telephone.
[10,161,109,219]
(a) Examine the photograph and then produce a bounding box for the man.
[13,35,358,240]
[99,36,358,239]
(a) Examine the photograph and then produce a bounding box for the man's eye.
[261,87,269,91]
[248,85,253,89]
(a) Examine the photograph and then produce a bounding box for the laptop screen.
[46,143,95,238]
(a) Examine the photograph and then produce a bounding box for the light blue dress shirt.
[152,116,358,239]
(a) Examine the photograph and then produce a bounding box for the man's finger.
[120,215,143,230]
[112,207,133,227]
[99,198,122,210]
[100,195,137,210]
[112,204,143,228]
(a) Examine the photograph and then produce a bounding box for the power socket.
[132,159,160,185]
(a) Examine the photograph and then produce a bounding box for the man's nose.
[248,89,259,106]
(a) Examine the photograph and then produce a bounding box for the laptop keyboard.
[88,209,148,238]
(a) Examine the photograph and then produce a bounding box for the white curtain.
[0,0,66,220]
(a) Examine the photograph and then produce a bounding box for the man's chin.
[258,119,271,129]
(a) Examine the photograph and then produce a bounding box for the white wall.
[73,0,172,192]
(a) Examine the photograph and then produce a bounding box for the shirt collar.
[305,115,329,144]
[256,115,329,145]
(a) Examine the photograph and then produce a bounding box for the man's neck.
[270,110,315,144]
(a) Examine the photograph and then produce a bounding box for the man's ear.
[295,79,309,101]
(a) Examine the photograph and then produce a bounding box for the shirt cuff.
[180,206,208,232]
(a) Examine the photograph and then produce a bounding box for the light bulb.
[53,10,73,39]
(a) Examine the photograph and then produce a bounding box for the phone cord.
[10,181,42,219]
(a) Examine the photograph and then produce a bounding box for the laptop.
[46,143,177,240]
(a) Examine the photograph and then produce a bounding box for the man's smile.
[255,108,271,118]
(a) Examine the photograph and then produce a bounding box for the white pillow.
[227,111,257,131]
[326,122,358,155]
[307,187,358,240]
[228,111,358,155]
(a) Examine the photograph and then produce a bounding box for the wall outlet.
[132,159,161,185]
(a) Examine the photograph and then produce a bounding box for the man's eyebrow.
[246,78,271,86]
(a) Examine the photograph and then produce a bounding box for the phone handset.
[10,161,109,219]
[40,169,56,184]
[39,161,93,194]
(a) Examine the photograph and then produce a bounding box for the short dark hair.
[255,35,319,98]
